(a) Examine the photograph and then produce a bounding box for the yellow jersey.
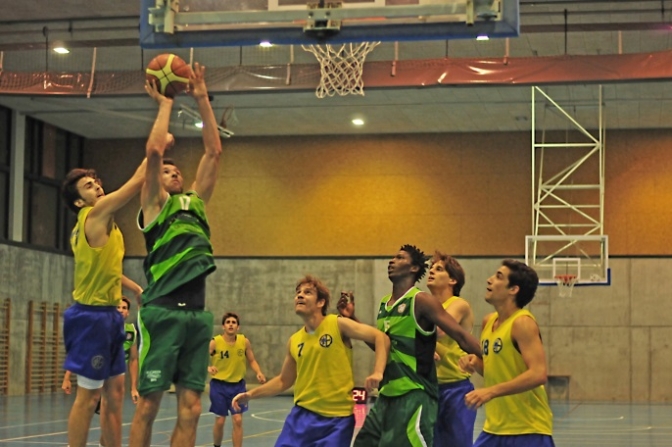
[70,207,124,306]
[481,309,553,435]
[211,334,247,382]
[290,314,354,417]
[436,296,471,384]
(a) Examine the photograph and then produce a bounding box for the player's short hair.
[222,312,240,325]
[400,244,428,283]
[163,158,176,166]
[502,259,539,308]
[296,275,331,316]
[431,251,466,296]
[60,168,99,214]
[121,296,131,310]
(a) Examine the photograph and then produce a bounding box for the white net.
[302,42,380,98]
[555,275,578,298]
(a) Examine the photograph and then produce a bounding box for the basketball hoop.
[554,275,578,298]
[302,42,380,98]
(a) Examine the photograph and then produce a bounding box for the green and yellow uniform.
[355,287,438,447]
[289,314,354,417]
[481,310,553,435]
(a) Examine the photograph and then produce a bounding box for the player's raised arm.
[141,79,173,217]
[190,63,222,204]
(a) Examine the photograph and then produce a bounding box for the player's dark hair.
[400,244,428,283]
[163,158,176,166]
[222,312,240,325]
[121,296,131,310]
[296,275,331,316]
[432,251,466,296]
[502,259,539,308]
[61,168,99,214]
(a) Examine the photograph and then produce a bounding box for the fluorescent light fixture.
[352,119,365,126]
[476,35,489,41]
[259,41,273,48]
[195,121,204,128]
[53,47,70,54]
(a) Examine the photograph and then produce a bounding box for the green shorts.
[137,305,213,395]
[354,389,437,447]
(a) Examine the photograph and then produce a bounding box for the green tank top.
[124,323,136,362]
[138,191,216,304]
[376,287,438,398]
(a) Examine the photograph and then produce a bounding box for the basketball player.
[427,252,476,447]
[231,275,390,447]
[459,260,555,447]
[61,296,140,447]
[339,244,481,447]
[129,62,222,447]
[60,161,145,447]
[208,312,267,447]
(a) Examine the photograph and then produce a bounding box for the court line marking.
[249,409,288,423]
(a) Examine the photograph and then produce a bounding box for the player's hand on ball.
[145,79,171,104]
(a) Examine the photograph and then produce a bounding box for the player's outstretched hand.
[144,79,171,104]
[257,373,267,384]
[232,392,250,412]
[337,291,356,320]
[364,371,382,393]
[190,63,208,99]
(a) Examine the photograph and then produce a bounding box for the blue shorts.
[63,303,126,381]
[275,405,355,447]
[209,379,248,416]
[434,379,477,447]
[473,432,555,447]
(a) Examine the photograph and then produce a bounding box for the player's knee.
[232,415,243,428]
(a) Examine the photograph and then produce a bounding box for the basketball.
[145,54,192,98]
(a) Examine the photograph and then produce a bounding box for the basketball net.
[555,275,578,298]
[302,42,380,98]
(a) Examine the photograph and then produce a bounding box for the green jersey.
[138,191,216,304]
[124,322,136,362]
[376,287,438,399]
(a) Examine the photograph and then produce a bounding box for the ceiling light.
[352,119,364,126]
[259,41,273,48]
[476,35,489,41]
[53,47,70,54]
[195,121,204,128]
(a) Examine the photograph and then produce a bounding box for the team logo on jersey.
[237,349,244,357]
[146,370,162,382]
[91,355,105,370]
[493,338,503,354]
[320,334,333,348]
[397,303,407,314]
[483,339,489,355]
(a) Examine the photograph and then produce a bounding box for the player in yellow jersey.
[208,312,266,447]
[427,251,476,447]
[231,275,390,447]
[60,160,145,447]
[459,260,555,447]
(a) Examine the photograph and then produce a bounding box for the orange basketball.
[145,54,192,98]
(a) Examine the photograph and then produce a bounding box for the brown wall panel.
[85,129,672,257]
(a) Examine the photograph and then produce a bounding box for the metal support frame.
[529,85,608,285]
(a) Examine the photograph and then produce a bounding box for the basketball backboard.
[140,0,519,48]
[525,235,610,286]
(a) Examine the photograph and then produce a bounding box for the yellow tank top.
[71,207,124,306]
[481,310,553,435]
[211,334,247,382]
[290,314,354,417]
[436,297,471,384]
